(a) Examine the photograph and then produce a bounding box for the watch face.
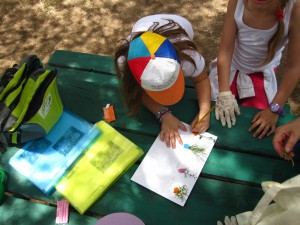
[270,103,279,112]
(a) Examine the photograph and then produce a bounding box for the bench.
[1,50,299,225]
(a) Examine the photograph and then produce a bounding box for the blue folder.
[9,110,101,194]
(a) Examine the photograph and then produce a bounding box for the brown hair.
[114,19,199,115]
[244,0,289,64]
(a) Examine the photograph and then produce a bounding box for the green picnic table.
[0,50,299,225]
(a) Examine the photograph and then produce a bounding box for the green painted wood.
[0,196,98,225]
[1,137,298,225]
[53,67,299,155]
[0,148,64,203]
[2,129,298,207]
[87,165,264,225]
[48,50,115,75]
[1,50,298,225]
[207,106,299,154]
[120,131,300,184]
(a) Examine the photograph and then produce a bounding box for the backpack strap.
[0,56,43,131]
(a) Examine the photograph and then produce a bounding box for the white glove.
[217,216,239,225]
[215,91,240,128]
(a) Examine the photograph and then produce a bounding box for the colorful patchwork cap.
[127,31,184,105]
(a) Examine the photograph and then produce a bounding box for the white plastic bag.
[236,174,300,225]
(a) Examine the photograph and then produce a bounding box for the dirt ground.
[0,0,299,114]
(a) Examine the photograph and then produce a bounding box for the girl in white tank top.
[209,0,300,141]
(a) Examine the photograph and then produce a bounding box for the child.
[114,14,211,149]
[209,0,300,139]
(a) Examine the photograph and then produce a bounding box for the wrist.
[156,107,172,123]
[218,91,232,97]
[269,103,285,116]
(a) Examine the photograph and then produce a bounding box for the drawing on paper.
[131,122,218,206]
[184,143,207,161]
[173,185,188,202]
[178,168,197,179]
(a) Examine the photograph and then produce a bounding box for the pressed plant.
[173,185,188,202]
[282,150,295,167]
[178,168,197,179]
[184,143,207,161]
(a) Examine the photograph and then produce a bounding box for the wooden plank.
[85,165,264,225]
[53,67,299,154]
[120,130,300,184]
[2,131,298,206]
[47,50,197,89]
[47,50,115,75]
[0,168,263,225]
[0,196,98,225]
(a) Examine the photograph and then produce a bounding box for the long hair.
[114,19,198,115]
[244,0,289,64]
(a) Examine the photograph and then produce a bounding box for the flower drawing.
[199,134,216,143]
[173,185,188,202]
[178,168,197,179]
[184,143,207,161]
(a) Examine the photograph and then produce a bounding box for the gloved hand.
[217,216,239,225]
[215,91,240,128]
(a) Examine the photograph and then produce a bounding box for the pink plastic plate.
[95,212,145,225]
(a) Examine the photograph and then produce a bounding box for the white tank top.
[232,0,294,73]
[209,0,295,103]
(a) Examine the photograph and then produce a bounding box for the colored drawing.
[131,122,217,206]
[178,168,197,179]
[183,143,207,161]
[173,185,188,202]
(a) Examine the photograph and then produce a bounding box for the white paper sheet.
[131,123,217,206]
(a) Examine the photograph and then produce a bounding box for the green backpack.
[0,55,63,145]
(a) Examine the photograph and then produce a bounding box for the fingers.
[249,111,278,139]
[272,133,285,157]
[224,216,231,225]
[216,107,239,128]
[284,133,298,153]
[192,121,209,134]
[251,112,260,124]
[255,124,269,139]
[229,108,236,126]
[266,124,276,137]
[217,108,226,127]
[160,129,183,149]
[230,216,238,225]
[215,108,220,121]
[224,110,232,128]
[233,101,241,116]
[175,132,183,147]
[178,122,188,132]
[170,133,176,149]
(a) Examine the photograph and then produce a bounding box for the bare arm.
[249,1,300,139]
[218,0,238,92]
[190,70,212,133]
[271,1,300,108]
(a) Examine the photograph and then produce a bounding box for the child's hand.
[273,121,298,158]
[160,113,187,149]
[216,91,240,128]
[249,109,279,139]
[191,112,210,134]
